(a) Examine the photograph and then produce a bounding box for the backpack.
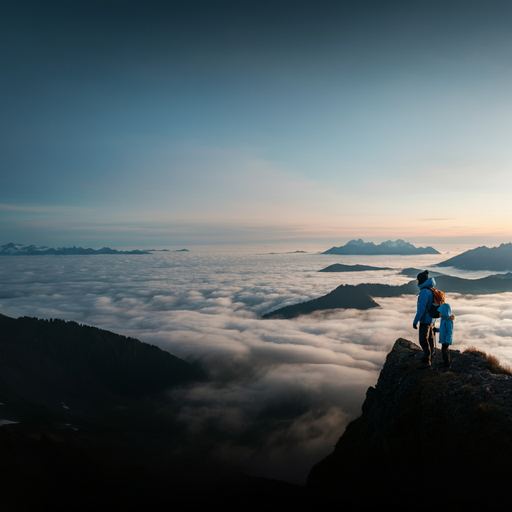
[427,287,445,318]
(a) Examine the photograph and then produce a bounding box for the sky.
[2,0,512,247]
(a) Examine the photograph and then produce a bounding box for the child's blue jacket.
[436,303,454,345]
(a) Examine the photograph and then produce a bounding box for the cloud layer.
[1,249,511,482]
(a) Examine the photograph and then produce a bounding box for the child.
[434,303,455,368]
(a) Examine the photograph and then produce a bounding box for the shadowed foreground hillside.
[0,315,301,510]
[0,315,207,508]
[307,339,512,504]
[0,314,202,401]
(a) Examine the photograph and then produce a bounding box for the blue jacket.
[413,277,436,325]
[436,303,454,345]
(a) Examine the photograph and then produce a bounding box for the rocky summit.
[307,338,512,504]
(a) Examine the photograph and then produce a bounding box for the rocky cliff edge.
[307,338,512,503]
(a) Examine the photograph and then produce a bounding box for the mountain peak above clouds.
[0,242,51,254]
[436,242,512,271]
[322,239,439,255]
[345,238,371,246]
[383,239,408,247]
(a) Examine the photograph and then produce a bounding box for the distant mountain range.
[269,250,307,254]
[322,239,439,255]
[436,243,512,271]
[263,271,512,319]
[399,267,446,278]
[0,243,151,255]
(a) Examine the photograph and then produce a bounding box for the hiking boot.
[417,362,432,370]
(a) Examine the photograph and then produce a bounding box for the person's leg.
[419,323,433,364]
[428,324,435,366]
[442,343,450,368]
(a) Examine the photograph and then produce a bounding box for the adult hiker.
[413,270,436,369]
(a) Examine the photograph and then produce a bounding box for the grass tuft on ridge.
[463,347,512,376]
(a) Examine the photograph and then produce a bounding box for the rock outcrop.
[307,339,512,503]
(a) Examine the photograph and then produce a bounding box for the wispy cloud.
[419,218,457,222]
[0,203,88,214]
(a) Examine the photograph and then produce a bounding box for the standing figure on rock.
[413,270,436,369]
[434,303,454,368]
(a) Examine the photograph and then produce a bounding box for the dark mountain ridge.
[436,242,512,271]
[264,272,512,319]
[0,314,202,406]
[319,263,391,272]
[262,285,380,319]
[0,315,207,507]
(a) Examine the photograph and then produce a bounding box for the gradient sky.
[2,0,512,247]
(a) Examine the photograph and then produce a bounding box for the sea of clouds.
[1,246,512,483]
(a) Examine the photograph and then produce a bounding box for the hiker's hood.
[418,277,436,290]
[438,303,452,318]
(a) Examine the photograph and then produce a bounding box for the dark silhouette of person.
[413,270,435,369]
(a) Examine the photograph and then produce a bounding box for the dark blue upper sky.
[2,1,512,246]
